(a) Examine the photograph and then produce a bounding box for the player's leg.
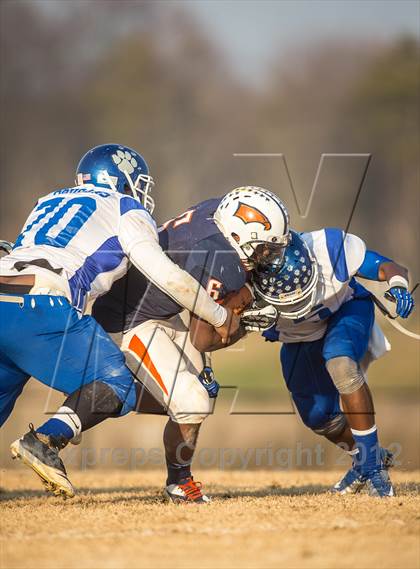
[5,296,136,497]
[0,295,79,496]
[0,350,30,427]
[280,333,392,496]
[281,340,371,494]
[165,314,215,502]
[280,339,345,439]
[162,420,206,502]
[323,297,393,497]
[122,315,213,503]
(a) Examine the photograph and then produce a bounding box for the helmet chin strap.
[124,170,139,202]
[241,258,255,271]
[101,170,118,193]
[232,242,255,270]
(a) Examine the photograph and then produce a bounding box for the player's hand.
[262,324,280,342]
[0,240,13,256]
[198,366,220,398]
[215,307,241,344]
[385,287,414,318]
[241,303,278,332]
[222,284,254,315]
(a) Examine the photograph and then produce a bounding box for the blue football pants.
[0,294,136,427]
[280,297,375,430]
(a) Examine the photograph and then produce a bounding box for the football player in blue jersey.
[90,186,289,502]
[0,144,241,497]
[247,227,415,498]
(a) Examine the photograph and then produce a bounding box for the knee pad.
[65,381,124,430]
[312,413,347,438]
[169,392,213,425]
[167,372,214,424]
[298,401,333,431]
[170,406,212,425]
[326,356,365,395]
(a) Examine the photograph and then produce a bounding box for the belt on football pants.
[0,283,69,303]
[0,283,32,295]
[0,294,26,304]
[0,267,70,303]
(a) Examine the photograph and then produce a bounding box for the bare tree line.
[0,2,418,272]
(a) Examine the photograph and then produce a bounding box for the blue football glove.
[262,324,280,342]
[385,287,414,318]
[198,367,220,398]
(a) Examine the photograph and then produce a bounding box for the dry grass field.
[1,469,419,569]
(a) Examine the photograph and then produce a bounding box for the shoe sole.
[10,439,75,499]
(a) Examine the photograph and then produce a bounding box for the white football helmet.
[214,186,290,270]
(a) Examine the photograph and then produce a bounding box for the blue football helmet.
[252,231,319,320]
[75,144,155,212]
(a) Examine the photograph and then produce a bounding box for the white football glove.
[241,303,278,332]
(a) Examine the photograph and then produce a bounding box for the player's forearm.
[201,326,247,352]
[357,250,409,284]
[377,261,409,284]
[358,250,414,318]
[129,240,227,327]
[189,319,247,352]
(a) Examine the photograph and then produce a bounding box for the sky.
[32,0,420,80]
[182,0,420,78]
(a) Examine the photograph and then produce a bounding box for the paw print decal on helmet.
[112,149,138,175]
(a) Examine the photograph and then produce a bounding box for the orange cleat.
[164,477,211,504]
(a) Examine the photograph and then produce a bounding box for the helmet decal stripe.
[234,202,272,230]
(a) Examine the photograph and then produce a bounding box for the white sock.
[52,406,82,437]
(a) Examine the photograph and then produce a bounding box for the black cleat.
[10,425,75,498]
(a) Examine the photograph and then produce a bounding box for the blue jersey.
[93,198,247,332]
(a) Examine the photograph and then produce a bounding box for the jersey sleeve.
[323,228,366,281]
[357,249,392,280]
[118,201,159,254]
[344,233,366,277]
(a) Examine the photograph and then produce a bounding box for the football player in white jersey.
[0,143,239,497]
[248,228,415,497]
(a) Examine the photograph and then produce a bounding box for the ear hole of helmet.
[231,232,240,243]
